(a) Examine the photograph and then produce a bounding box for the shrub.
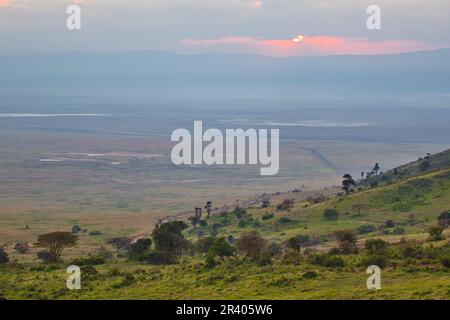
[440,254,450,268]
[261,200,271,208]
[398,239,421,259]
[365,239,389,255]
[140,250,174,265]
[281,250,303,265]
[357,224,377,234]
[278,217,292,224]
[261,213,274,221]
[310,253,345,268]
[36,250,50,264]
[208,237,235,258]
[130,238,152,258]
[427,224,445,241]
[233,207,247,218]
[107,237,132,252]
[199,220,208,227]
[88,230,102,236]
[276,199,294,211]
[80,265,98,276]
[437,211,450,228]
[286,235,311,251]
[205,252,216,268]
[14,243,30,254]
[361,255,388,268]
[70,255,106,266]
[236,230,267,260]
[323,209,339,220]
[71,225,82,234]
[196,237,215,254]
[0,246,9,264]
[302,270,318,279]
[393,227,405,235]
[384,220,395,228]
[334,230,358,254]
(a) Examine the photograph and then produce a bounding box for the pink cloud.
[0,0,10,7]
[181,35,442,57]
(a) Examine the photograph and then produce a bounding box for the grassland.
[1,149,449,300]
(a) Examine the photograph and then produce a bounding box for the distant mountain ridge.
[0,49,449,98]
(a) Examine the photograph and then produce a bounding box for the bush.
[427,224,445,241]
[80,265,98,276]
[0,246,9,264]
[14,243,30,254]
[278,217,292,224]
[276,199,294,211]
[384,220,395,228]
[437,211,450,228]
[36,250,50,264]
[199,220,208,227]
[440,254,450,268]
[357,224,377,235]
[196,237,215,254]
[334,230,358,254]
[72,225,82,234]
[261,213,274,221]
[365,239,389,255]
[208,237,235,258]
[310,253,345,268]
[302,270,318,279]
[323,209,339,220]
[398,239,421,259]
[130,238,152,258]
[70,255,106,266]
[236,230,267,260]
[140,250,174,265]
[361,255,388,268]
[88,230,102,236]
[233,207,247,218]
[393,227,405,235]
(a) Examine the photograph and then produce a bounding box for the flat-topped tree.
[34,232,78,263]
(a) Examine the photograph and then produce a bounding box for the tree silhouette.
[204,201,213,218]
[341,174,356,194]
[34,232,78,263]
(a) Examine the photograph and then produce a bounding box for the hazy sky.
[0,0,449,56]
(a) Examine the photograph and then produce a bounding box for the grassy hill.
[1,150,449,300]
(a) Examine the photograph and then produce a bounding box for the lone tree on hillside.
[341,174,356,194]
[236,230,267,260]
[373,163,380,175]
[204,201,213,219]
[151,221,188,261]
[34,232,78,263]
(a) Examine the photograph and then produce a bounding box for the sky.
[0,0,449,56]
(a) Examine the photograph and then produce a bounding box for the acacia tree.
[204,201,213,218]
[341,174,356,194]
[34,232,78,263]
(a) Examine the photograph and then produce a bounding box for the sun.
[292,35,304,43]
